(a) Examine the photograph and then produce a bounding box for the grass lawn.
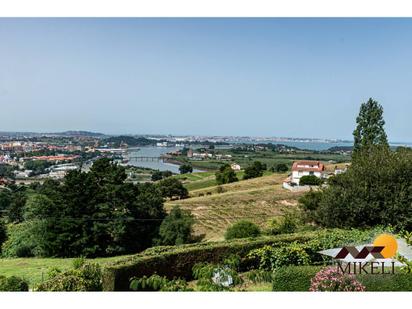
[0,255,132,288]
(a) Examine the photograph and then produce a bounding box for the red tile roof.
[292,160,325,172]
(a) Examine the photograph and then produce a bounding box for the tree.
[243,161,266,180]
[299,175,322,186]
[0,220,6,254]
[157,178,189,200]
[179,164,193,174]
[157,206,195,245]
[215,164,238,185]
[24,160,51,176]
[353,98,389,155]
[275,163,288,173]
[224,220,261,240]
[151,171,163,181]
[10,158,166,257]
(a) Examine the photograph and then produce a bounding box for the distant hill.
[327,146,353,153]
[54,131,106,137]
[103,135,155,147]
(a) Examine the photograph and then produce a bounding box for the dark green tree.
[353,98,389,155]
[179,164,193,174]
[299,175,322,186]
[243,161,266,180]
[157,206,195,245]
[157,178,189,200]
[275,163,288,173]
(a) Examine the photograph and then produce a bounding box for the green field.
[0,255,131,288]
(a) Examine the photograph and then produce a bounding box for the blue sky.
[0,18,411,141]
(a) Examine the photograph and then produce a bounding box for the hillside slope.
[166,173,305,241]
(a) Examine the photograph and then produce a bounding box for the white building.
[291,160,325,185]
[231,163,241,171]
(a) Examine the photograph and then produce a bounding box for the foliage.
[310,266,365,291]
[1,221,45,257]
[192,262,243,291]
[274,163,288,173]
[247,242,310,271]
[0,164,16,178]
[0,220,6,254]
[36,262,102,291]
[157,177,189,200]
[24,160,52,176]
[245,269,273,283]
[0,185,27,223]
[129,274,192,291]
[299,175,322,186]
[224,220,261,240]
[266,211,301,235]
[179,164,193,174]
[102,231,318,290]
[151,170,173,181]
[298,189,323,222]
[353,98,388,155]
[243,161,266,180]
[10,158,166,257]
[157,206,195,245]
[215,164,238,185]
[0,275,29,291]
[314,146,412,230]
[272,266,321,291]
[104,136,154,147]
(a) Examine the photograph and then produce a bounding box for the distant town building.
[291,160,325,185]
[187,148,193,158]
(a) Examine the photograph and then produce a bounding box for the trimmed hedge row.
[272,266,412,291]
[102,231,319,291]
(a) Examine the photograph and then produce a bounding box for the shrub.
[299,175,322,186]
[275,163,288,173]
[129,274,191,291]
[192,262,243,291]
[298,189,323,222]
[243,161,266,180]
[0,275,29,291]
[179,164,193,174]
[0,220,6,254]
[272,266,321,291]
[157,178,188,200]
[225,220,261,240]
[245,269,273,283]
[157,206,195,245]
[266,212,301,235]
[247,242,311,271]
[310,267,365,291]
[36,262,102,291]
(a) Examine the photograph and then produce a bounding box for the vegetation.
[24,160,52,176]
[103,136,155,147]
[353,98,388,155]
[299,175,322,186]
[309,266,365,291]
[224,220,261,240]
[2,158,166,257]
[36,259,102,291]
[243,161,266,180]
[266,211,301,235]
[215,164,238,185]
[157,178,189,200]
[157,206,195,246]
[0,275,29,291]
[130,274,191,291]
[274,163,288,173]
[179,164,193,174]
[151,170,173,181]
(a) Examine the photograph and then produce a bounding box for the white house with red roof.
[291,160,325,185]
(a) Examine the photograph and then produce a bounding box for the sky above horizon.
[0,18,411,142]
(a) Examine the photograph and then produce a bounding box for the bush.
[225,220,261,240]
[0,275,29,291]
[179,164,193,174]
[36,262,102,291]
[273,265,412,291]
[275,163,288,173]
[0,220,6,254]
[310,266,365,291]
[298,189,323,222]
[129,274,191,291]
[247,242,311,271]
[299,175,322,186]
[266,212,301,235]
[102,231,318,290]
[272,266,321,291]
[192,262,243,291]
[157,206,195,245]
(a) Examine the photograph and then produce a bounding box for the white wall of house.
[291,170,322,185]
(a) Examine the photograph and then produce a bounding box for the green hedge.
[102,232,318,291]
[272,266,412,291]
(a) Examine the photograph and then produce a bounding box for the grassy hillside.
[166,173,305,241]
